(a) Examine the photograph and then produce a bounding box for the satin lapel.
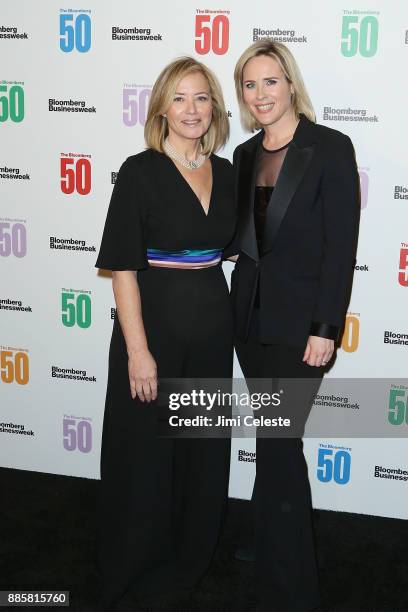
[238,139,261,262]
[261,142,315,255]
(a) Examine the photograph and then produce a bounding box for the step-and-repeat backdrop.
[1,1,408,519]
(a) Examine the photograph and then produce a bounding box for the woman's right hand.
[128,348,158,402]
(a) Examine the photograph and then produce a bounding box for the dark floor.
[0,467,407,611]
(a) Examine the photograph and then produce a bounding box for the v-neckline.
[166,154,214,218]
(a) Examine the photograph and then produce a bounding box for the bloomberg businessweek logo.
[0,24,29,39]
[252,25,307,43]
[111,24,163,41]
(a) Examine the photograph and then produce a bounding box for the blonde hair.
[145,57,229,155]
[234,39,315,132]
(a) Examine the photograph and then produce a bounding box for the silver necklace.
[163,138,207,170]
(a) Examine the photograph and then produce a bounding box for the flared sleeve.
[95,157,148,271]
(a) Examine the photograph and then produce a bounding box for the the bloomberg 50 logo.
[341,10,379,57]
[63,415,92,453]
[388,385,408,426]
[317,443,351,485]
[341,313,360,353]
[61,289,92,329]
[60,153,91,195]
[0,81,24,123]
[399,245,408,287]
[0,347,29,385]
[0,219,27,258]
[195,9,230,55]
[59,10,91,53]
[123,85,152,127]
[358,167,369,209]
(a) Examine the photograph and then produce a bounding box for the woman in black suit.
[229,40,360,611]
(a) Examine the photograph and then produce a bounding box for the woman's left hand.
[303,336,334,367]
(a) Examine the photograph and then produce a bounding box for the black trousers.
[97,267,233,610]
[235,309,322,612]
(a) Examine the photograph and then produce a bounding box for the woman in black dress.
[229,41,360,611]
[95,57,235,610]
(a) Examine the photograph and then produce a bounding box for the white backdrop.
[1,0,408,519]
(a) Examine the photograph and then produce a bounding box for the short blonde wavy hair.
[234,39,315,132]
[145,57,229,155]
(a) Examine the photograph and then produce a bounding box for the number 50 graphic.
[61,292,92,328]
[399,248,408,287]
[341,314,360,353]
[0,222,27,258]
[195,15,229,55]
[341,15,378,57]
[0,350,29,385]
[60,14,91,52]
[388,388,408,426]
[63,418,92,453]
[60,158,91,195]
[123,88,151,127]
[317,448,351,485]
[0,84,24,123]
[358,169,369,209]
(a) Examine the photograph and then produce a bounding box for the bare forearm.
[112,271,148,356]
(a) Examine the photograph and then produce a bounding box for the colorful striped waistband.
[147,248,222,269]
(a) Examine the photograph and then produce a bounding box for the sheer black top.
[254,141,291,306]
[254,141,291,257]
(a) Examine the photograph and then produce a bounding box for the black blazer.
[227,114,360,347]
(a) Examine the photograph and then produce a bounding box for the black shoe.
[234,546,255,562]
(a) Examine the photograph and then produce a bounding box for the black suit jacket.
[226,114,360,347]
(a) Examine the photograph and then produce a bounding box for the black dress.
[95,149,235,609]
